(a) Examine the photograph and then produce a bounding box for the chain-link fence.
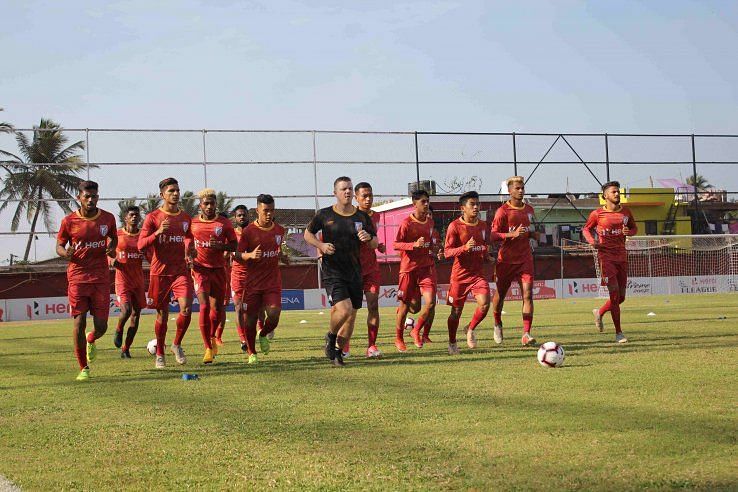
[1,128,737,265]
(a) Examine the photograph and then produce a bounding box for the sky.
[1,0,738,261]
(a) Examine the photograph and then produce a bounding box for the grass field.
[0,294,737,491]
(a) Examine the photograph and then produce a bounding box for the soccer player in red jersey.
[191,189,237,364]
[229,204,250,350]
[444,191,518,354]
[305,177,377,367]
[582,181,637,343]
[393,189,438,352]
[355,182,385,358]
[491,176,540,347]
[56,181,118,381]
[111,205,146,359]
[138,177,196,369]
[236,194,288,364]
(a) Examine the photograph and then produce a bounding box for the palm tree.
[139,193,162,215]
[216,191,234,215]
[0,108,13,134]
[180,190,198,217]
[686,174,712,191]
[0,119,94,261]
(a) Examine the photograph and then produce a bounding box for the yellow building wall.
[599,188,692,235]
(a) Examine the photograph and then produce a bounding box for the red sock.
[86,332,95,344]
[599,300,612,317]
[198,305,212,349]
[115,318,125,335]
[236,321,246,343]
[415,316,426,335]
[522,313,533,333]
[209,308,219,339]
[493,311,502,325]
[367,322,379,347]
[74,336,87,370]
[259,316,278,337]
[215,310,225,339]
[154,318,167,356]
[257,318,264,332]
[608,290,622,333]
[395,311,405,340]
[468,308,487,331]
[447,316,459,344]
[245,319,257,355]
[123,325,138,351]
[173,313,191,345]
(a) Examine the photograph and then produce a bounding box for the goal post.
[560,235,738,297]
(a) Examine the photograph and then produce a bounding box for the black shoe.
[332,350,345,367]
[121,349,132,359]
[240,342,248,353]
[113,330,123,349]
[324,332,336,360]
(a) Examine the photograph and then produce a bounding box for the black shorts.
[323,275,363,310]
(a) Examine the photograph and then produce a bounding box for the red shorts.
[68,282,110,320]
[362,269,381,295]
[191,265,227,300]
[231,272,246,305]
[115,283,146,309]
[147,274,193,310]
[495,259,534,294]
[599,260,628,288]
[242,287,281,315]
[447,276,490,307]
[398,266,437,303]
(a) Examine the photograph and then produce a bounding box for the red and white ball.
[537,341,565,368]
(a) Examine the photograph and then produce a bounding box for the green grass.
[1,294,737,491]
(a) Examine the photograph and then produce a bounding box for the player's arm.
[443,223,466,259]
[56,218,74,259]
[581,210,599,247]
[304,213,335,255]
[137,214,163,250]
[359,214,378,248]
[624,209,638,236]
[528,211,541,241]
[218,222,238,252]
[393,221,418,251]
[106,219,118,258]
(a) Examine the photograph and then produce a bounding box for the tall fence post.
[604,133,610,182]
[414,131,420,185]
[201,130,208,187]
[691,134,703,233]
[85,129,90,180]
[512,132,518,176]
[312,130,322,290]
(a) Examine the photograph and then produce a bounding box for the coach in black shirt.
[305,176,377,366]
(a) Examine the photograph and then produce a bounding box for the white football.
[404,317,415,331]
[147,338,161,356]
[537,341,565,368]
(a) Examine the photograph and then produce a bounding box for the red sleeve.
[137,213,158,250]
[393,220,415,251]
[224,221,237,243]
[444,222,466,259]
[57,217,70,246]
[582,210,599,245]
[625,209,638,236]
[491,208,507,234]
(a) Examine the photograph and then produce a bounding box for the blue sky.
[1,0,738,260]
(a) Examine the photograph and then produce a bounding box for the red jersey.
[394,214,435,273]
[492,202,535,264]
[57,209,117,285]
[238,221,285,290]
[359,211,381,277]
[231,227,247,286]
[444,218,489,283]
[582,206,637,263]
[138,208,193,276]
[191,215,237,269]
[114,228,145,289]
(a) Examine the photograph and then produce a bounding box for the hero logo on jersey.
[99,224,109,236]
[214,226,222,237]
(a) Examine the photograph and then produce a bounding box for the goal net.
[561,235,738,297]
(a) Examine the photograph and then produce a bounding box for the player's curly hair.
[197,188,217,200]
